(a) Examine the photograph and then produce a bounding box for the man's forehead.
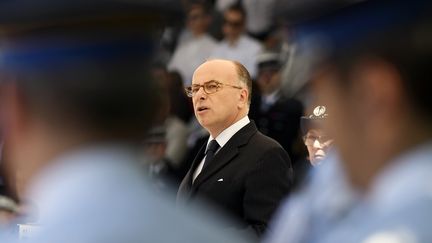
[192,60,236,84]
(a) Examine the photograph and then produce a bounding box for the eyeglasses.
[303,134,333,146]
[185,80,242,97]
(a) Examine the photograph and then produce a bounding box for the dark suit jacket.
[177,121,293,236]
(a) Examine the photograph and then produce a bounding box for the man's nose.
[194,86,207,101]
[199,87,208,98]
[313,139,323,149]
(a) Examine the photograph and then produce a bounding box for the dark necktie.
[203,139,220,169]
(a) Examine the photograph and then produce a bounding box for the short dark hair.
[188,1,212,15]
[226,3,246,22]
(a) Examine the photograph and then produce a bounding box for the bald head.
[191,59,251,137]
[194,59,238,85]
[193,59,252,104]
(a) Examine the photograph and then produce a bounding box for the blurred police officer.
[250,51,304,164]
[266,1,432,242]
[0,1,250,243]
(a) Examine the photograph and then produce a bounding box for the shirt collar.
[225,34,247,48]
[208,116,250,148]
[262,89,281,106]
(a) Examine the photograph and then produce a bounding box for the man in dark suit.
[178,59,293,236]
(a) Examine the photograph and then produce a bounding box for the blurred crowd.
[146,0,311,192]
[0,0,431,243]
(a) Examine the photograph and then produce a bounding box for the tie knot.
[206,140,220,154]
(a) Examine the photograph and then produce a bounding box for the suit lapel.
[188,143,207,180]
[177,142,207,199]
[191,121,258,191]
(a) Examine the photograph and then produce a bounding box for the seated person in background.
[288,104,333,189]
[210,4,262,79]
[145,67,192,190]
[168,1,217,86]
[249,51,303,164]
[300,105,333,166]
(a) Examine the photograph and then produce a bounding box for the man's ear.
[238,88,248,109]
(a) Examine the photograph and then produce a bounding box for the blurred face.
[304,129,333,166]
[222,10,245,42]
[187,6,209,36]
[257,67,281,95]
[190,60,248,137]
[312,66,367,183]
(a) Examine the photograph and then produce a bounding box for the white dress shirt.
[242,0,277,34]
[260,89,281,112]
[1,144,249,243]
[210,35,262,78]
[168,34,217,86]
[193,116,250,181]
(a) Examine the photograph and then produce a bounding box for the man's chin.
[311,156,325,166]
[197,119,212,129]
